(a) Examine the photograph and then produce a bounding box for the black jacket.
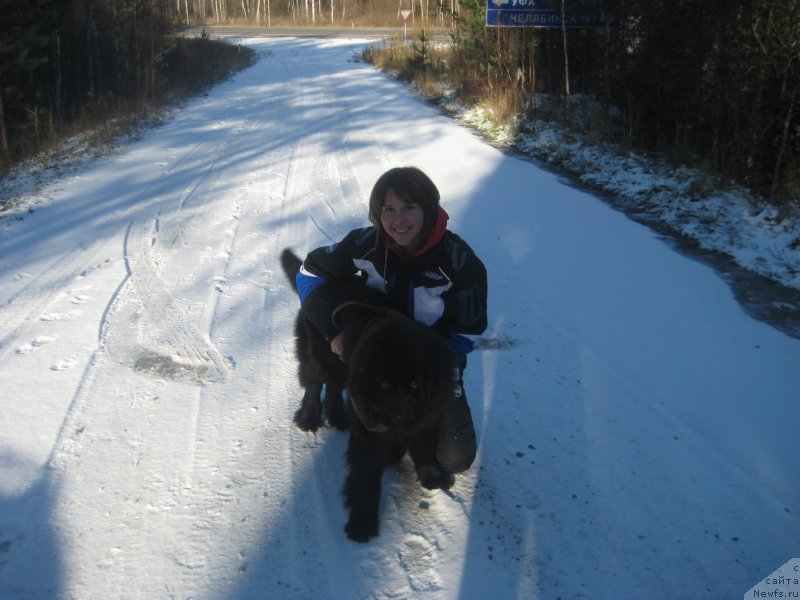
[297,226,487,357]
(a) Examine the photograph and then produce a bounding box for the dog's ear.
[337,307,385,361]
[339,313,375,361]
[347,334,394,432]
[347,331,380,399]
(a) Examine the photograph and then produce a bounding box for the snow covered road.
[1,37,798,599]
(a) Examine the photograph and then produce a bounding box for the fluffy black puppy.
[343,317,458,542]
[280,248,389,431]
[280,248,459,542]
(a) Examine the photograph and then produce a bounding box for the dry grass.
[364,36,522,125]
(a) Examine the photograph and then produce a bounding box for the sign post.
[400,9,412,43]
[486,0,608,28]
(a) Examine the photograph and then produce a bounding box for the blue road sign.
[486,0,609,28]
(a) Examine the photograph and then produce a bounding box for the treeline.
[450,0,799,207]
[2,0,797,206]
[173,0,459,27]
[0,0,252,169]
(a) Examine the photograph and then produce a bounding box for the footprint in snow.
[79,259,114,277]
[399,534,441,592]
[51,359,78,371]
[15,336,56,354]
[40,312,74,321]
[212,275,227,292]
[70,294,90,304]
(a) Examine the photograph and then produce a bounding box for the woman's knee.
[436,433,476,473]
[436,390,477,473]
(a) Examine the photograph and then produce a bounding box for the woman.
[296,166,488,477]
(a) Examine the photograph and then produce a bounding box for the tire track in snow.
[99,50,299,385]
[0,93,215,317]
[183,55,376,596]
[0,86,249,368]
[274,58,387,246]
[105,215,231,383]
[233,63,351,595]
[312,71,396,232]
[42,61,305,598]
[157,56,352,594]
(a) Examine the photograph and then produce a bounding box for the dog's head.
[347,317,457,433]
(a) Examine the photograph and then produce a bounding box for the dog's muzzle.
[347,391,391,432]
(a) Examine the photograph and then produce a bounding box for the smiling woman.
[293,165,488,480]
[379,191,425,252]
[369,166,441,256]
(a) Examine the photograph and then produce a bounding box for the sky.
[1,36,798,600]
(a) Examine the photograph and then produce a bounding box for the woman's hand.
[330,332,344,356]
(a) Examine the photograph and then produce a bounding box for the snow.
[1,36,798,600]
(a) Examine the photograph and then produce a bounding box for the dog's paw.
[417,464,455,490]
[293,410,322,432]
[326,412,350,431]
[422,472,455,490]
[344,515,379,543]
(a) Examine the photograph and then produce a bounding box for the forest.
[1,0,797,209]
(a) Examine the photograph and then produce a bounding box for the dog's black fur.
[281,248,459,542]
[280,249,390,432]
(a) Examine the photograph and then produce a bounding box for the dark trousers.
[435,368,477,474]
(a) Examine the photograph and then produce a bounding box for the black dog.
[342,316,459,542]
[280,249,392,431]
[281,248,459,542]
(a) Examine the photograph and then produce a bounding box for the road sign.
[399,9,413,43]
[486,0,609,28]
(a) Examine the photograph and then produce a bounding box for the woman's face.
[380,189,424,252]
